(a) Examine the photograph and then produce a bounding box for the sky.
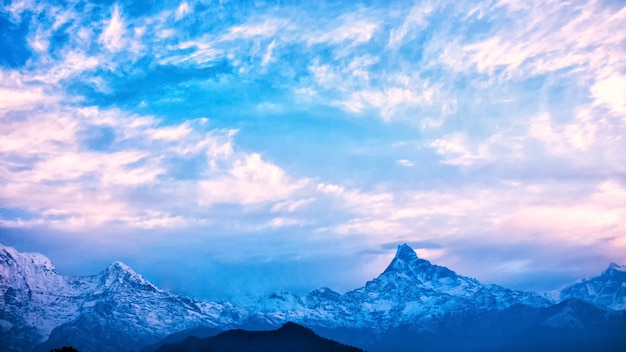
[1,0,626,302]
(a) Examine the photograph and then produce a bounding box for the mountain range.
[1,242,625,351]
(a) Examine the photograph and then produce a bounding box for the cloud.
[271,198,316,213]
[0,85,56,111]
[0,99,308,230]
[32,51,100,84]
[312,178,626,273]
[429,133,493,166]
[306,57,444,122]
[307,19,380,46]
[100,4,126,52]
[388,3,434,48]
[261,40,276,66]
[199,153,309,205]
[2,0,626,296]
[453,0,626,80]
[175,1,191,21]
[339,85,438,120]
[4,0,40,23]
[590,72,626,115]
[0,218,45,228]
[267,217,305,229]
[161,39,223,66]
[527,112,577,155]
[221,18,289,41]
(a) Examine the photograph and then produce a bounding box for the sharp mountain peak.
[394,243,419,261]
[383,243,455,277]
[606,262,626,273]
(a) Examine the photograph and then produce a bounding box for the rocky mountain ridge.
[1,244,247,352]
[243,244,551,330]
[1,242,624,351]
[559,262,626,311]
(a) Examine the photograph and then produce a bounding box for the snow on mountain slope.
[0,243,95,345]
[246,244,551,330]
[37,261,249,352]
[5,241,617,352]
[0,243,247,352]
[559,263,626,311]
[83,261,247,334]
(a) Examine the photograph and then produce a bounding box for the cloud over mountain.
[0,0,625,298]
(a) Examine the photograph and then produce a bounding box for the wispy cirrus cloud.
[100,4,126,52]
[388,2,434,48]
[221,18,289,41]
[1,0,626,298]
[462,0,626,79]
[306,17,380,46]
[175,1,191,21]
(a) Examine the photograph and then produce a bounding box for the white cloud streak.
[100,5,126,52]
[0,95,308,230]
[175,1,191,21]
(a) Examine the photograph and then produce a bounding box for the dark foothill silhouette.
[50,347,78,352]
[156,322,364,352]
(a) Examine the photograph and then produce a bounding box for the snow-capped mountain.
[0,244,93,349]
[2,242,624,352]
[0,243,247,352]
[245,244,550,330]
[559,262,626,311]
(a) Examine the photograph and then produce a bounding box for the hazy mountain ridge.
[336,299,626,352]
[1,242,625,351]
